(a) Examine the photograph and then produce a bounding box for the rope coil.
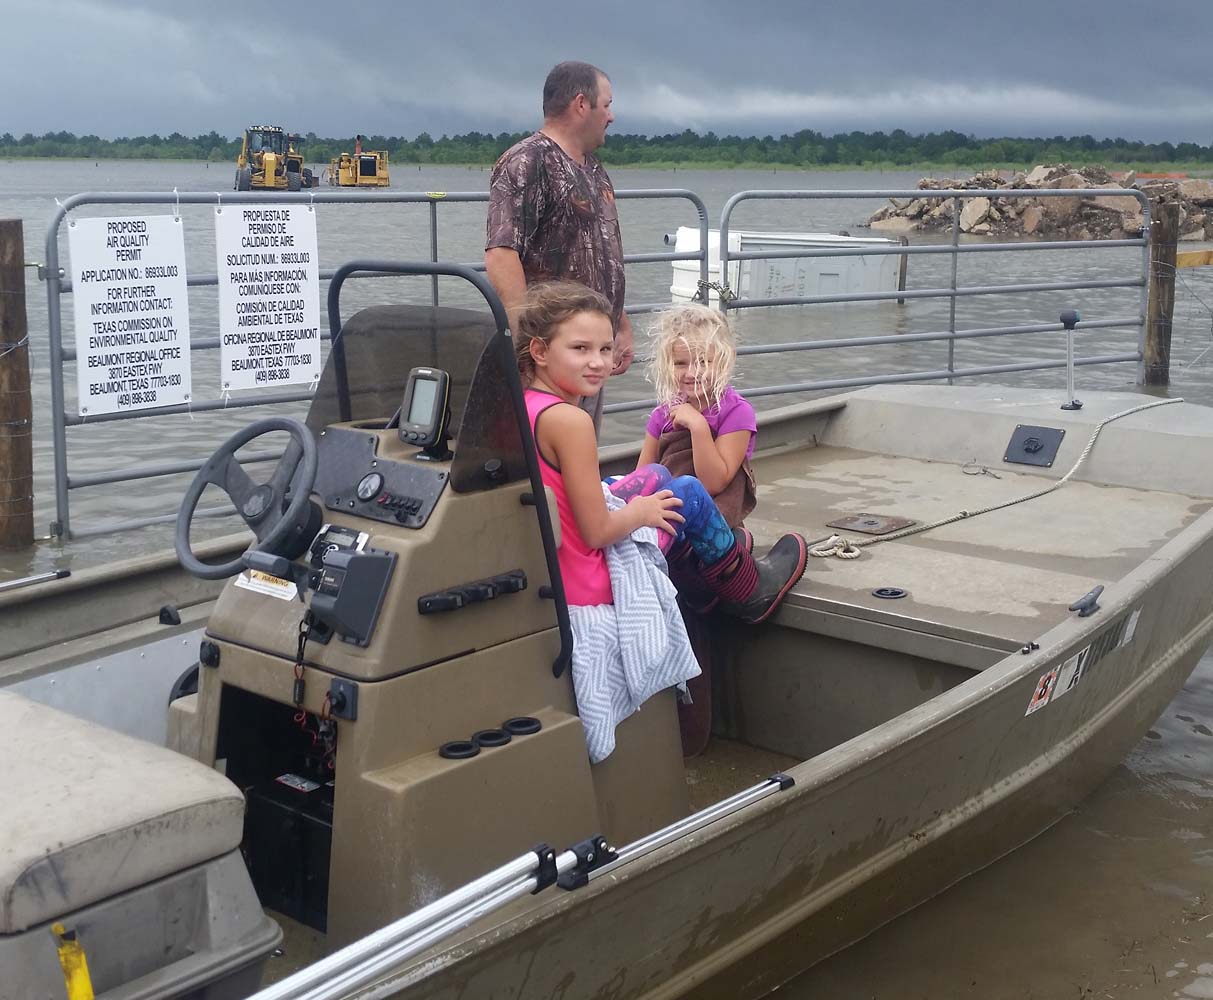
[808,534,862,559]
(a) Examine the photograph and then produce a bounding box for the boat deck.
[748,444,1213,650]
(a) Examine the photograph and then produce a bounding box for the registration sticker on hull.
[1051,648,1090,701]
[1120,608,1142,647]
[1026,667,1060,714]
[235,568,298,601]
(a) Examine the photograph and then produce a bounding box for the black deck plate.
[825,513,916,536]
[1004,424,1066,468]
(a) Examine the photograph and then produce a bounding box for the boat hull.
[364,479,1213,998]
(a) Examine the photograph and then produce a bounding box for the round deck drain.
[503,716,542,736]
[473,728,512,748]
[439,739,479,759]
[872,586,908,599]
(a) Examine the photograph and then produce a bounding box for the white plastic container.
[668,227,903,304]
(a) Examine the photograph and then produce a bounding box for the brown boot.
[701,532,807,624]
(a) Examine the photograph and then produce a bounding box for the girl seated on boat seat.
[624,304,758,613]
[517,281,807,626]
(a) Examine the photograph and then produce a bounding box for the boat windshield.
[305,303,530,493]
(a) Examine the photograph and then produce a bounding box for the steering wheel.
[176,416,319,580]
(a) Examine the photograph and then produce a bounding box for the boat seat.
[0,690,245,933]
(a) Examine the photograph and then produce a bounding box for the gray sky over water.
[4,0,1211,142]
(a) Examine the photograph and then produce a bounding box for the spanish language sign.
[215,206,321,391]
[68,215,192,416]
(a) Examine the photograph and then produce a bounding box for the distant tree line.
[3,128,1212,168]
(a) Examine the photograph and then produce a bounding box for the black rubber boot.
[668,528,753,614]
[709,532,808,624]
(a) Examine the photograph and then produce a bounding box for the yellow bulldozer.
[325,135,391,187]
[234,125,318,191]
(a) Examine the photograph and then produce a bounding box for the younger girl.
[517,281,806,625]
[633,305,758,612]
[639,304,756,526]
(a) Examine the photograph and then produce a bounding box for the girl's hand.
[669,403,707,432]
[631,489,684,536]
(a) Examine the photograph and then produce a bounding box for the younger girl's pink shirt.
[525,389,613,606]
[645,385,757,458]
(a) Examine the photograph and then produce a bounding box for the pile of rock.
[868,164,1213,241]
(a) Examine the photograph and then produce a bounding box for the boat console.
[169,265,689,944]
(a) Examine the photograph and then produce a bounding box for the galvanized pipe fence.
[40,185,1150,538]
[41,189,709,538]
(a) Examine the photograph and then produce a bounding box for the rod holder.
[1059,309,1083,410]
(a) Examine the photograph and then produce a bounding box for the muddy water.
[783,649,1213,1000]
[2,161,1212,996]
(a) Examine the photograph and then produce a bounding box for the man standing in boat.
[485,60,635,419]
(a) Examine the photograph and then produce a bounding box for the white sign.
[68,215,192,415]
[215,206,321,391]
[234,568,299,601]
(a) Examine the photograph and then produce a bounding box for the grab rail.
[41,188,708,538]
[248,774,794,1000]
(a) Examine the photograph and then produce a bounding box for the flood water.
[2,161,1212,997]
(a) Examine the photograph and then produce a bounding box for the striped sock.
[700,545,758,604]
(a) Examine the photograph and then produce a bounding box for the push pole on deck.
[1141,198,1179,387]
[0,219,34,549]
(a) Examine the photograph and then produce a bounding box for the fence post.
[896,235,909,305]
[1141,199,1178,386]
[0,219,34,548]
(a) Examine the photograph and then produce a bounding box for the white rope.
[808,533,862,559]
[811,396,1184,559]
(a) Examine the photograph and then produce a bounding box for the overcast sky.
[4,0,1211,143]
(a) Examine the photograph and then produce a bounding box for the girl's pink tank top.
[525,389,613,606]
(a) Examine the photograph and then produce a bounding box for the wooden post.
[1141,199,1179,387]
[0,219,34,548]
[896,235,909,305]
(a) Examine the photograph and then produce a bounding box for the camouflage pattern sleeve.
[486,144,546,255]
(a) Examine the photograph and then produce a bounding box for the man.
[485,61,635,386]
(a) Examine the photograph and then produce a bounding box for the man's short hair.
[543,61,607,118]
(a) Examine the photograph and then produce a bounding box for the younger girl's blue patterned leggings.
[607,464,735,566]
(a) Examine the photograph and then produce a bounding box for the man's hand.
[612,315,635,375]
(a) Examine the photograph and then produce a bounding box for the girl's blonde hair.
[514,280,614,386]
[648,305,737,408]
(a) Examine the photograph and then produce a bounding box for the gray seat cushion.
[0,690,245,933]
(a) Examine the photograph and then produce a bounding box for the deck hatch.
[1004,424,1065,467]
[825,513,916,535]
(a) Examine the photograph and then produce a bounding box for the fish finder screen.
[409,377,438,424]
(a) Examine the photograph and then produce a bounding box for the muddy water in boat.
[3,161,1213,997]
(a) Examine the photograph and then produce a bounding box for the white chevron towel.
[567,487,701,763]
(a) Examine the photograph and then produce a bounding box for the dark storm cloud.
[3,0,1211,142]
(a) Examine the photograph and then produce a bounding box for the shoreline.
[5,156,1211,176]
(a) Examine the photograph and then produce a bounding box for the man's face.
[582,75,614,151]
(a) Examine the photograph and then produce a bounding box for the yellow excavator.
[325,135,391,187]
[234,125,318,191]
